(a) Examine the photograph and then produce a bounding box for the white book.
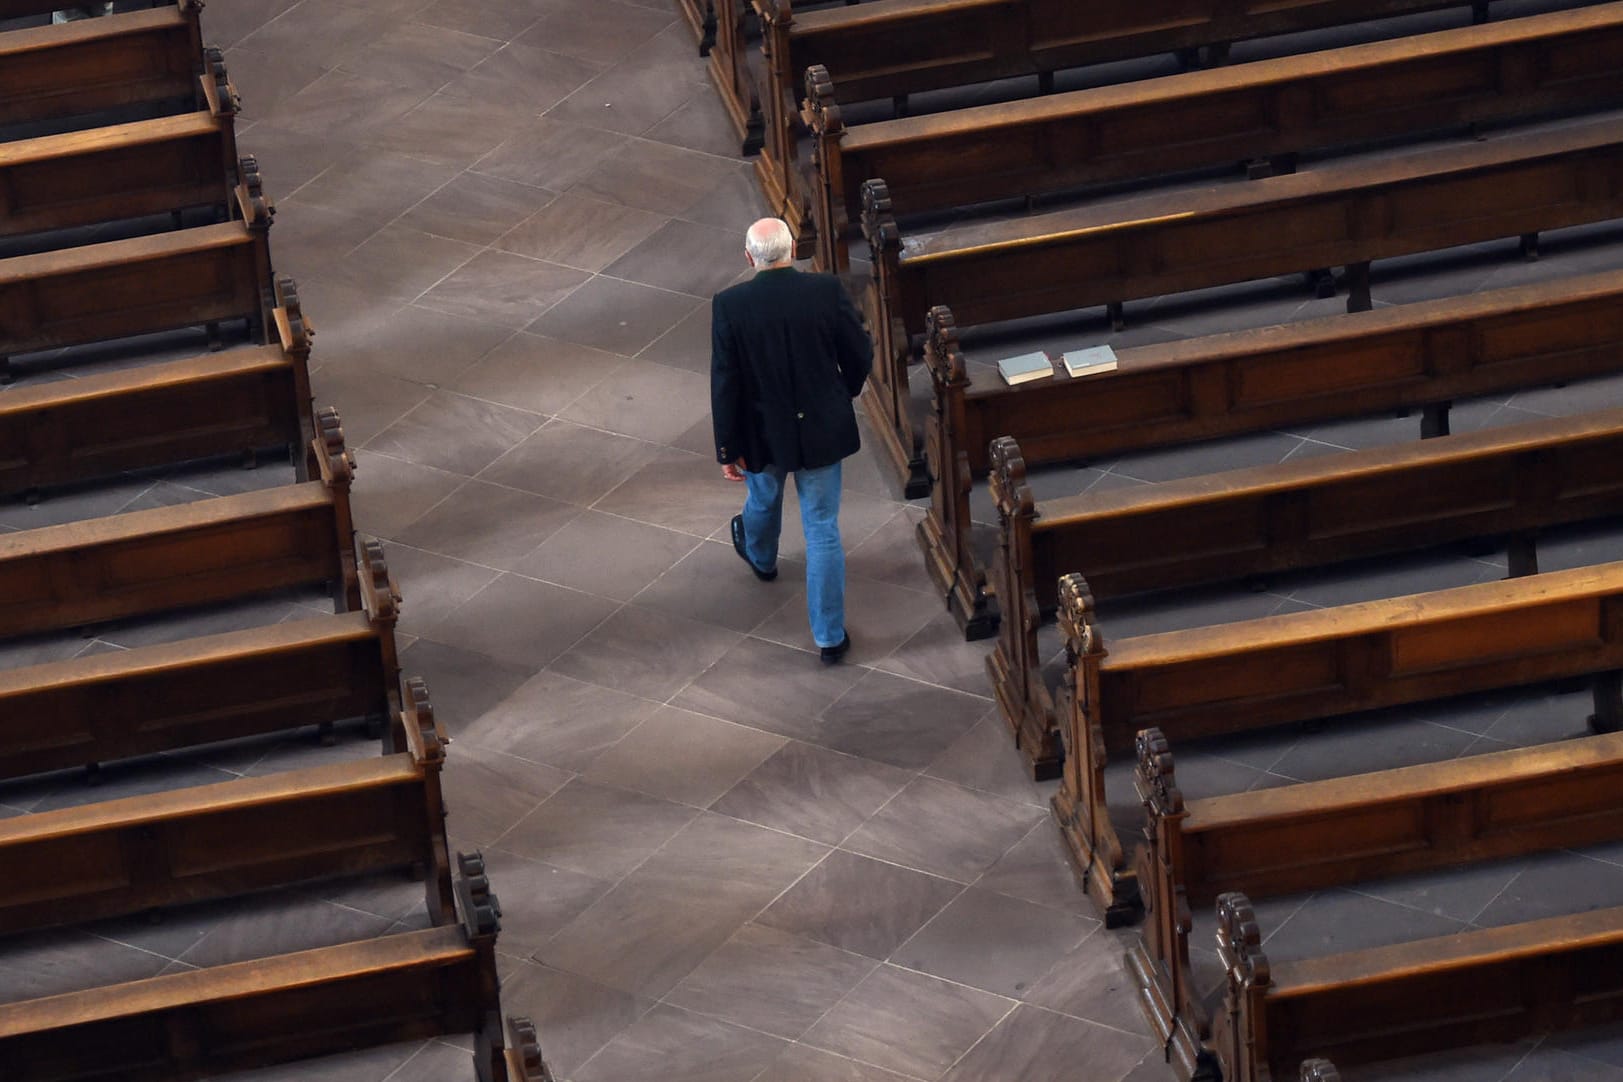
[1062,345,1119,379]
[996,350,1054,386]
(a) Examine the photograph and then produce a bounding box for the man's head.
[744,218,794,270]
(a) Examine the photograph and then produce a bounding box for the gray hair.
[745,218,794,266]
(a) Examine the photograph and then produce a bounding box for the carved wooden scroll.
[508,1017,558,1082]
[986,435,1055,778]
[801,64,846,271]
[857,177,926,496]
[1215,891,1272,1082]
[202,45,240,118]
[456,851,503,940]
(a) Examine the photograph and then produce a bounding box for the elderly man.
[710,218,873,664]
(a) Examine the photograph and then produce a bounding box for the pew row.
[1049,562,1623,923]
[0,853,515,1082]
[0,4,207,130]
[0,546,402,782]
[919,268,1623,635]
[0,172,274,372]
[0,275,316,496]
[803,3,1623,270]
[1131,728,1623,1080]
[862,116,1623,493]
[746,0,1512,235]
[0,676,452,932]
[0,0,160,17]
[1209,893,1623,1081]
[0,102,246,240]
[987,405,1623,775]
[0,413,358,638]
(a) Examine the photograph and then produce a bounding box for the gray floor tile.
[471,848,612,957]
[1251,888,1469,964]
[458,668,662,773]
[0,928,173,1003]
[545,33,709,137]
[440,39,606,114]
[604,217,747,297]
[813,671,990,771]
[480,419,664,506]
[752,577,943,668]
[665,923,877,1040]
[710,740,916,845]
[416,250,590,329]
[974,821,1095,917]
[638,299,712,373]
[366,392,546,477]
[633,541,803,632]
[573,1004,786,1082]
[177,891,395,969]
[571,138,748,219]
[1475,851,1623,929]
[895,887,1095,998]
[527,275,704,355]
[593,445,755,535]
[582,705,785,807]
[474,117,630,192]
[924,714,1047,807]
[439,742,571,851]
[412,0,551,40]
[675,636,867,742]
[349,451,465,541]
[394,479,580,570]
[558,355,712,444]
[940,1004,1154,1082]
[374,546,501,633]
[499,191,669,273]
[748,1044,919,1082]
[517,0,677,66]
[757,850,962,961]
[398,171,557,246]
[801,964,1013,1081]
[550,604,742,700]
[497,778,698,880]
[450,332,625,416]
[843,776,1046,883]
[418,572,619,669]
[517,509,701,601]
[1023,929,1151,1034]
[495,960,656,1079]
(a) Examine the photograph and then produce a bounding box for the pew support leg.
[1590,671,1623,734]
[1421,402,1451,438]
[1108,302,1125,332]
[1507,533,1539,578]
[1037,71,1054,94]
[699,0,716,55]
[1345,261,1373,312]
[1521,231,1541,261]
[1306,268,1336,299]
[0,356,11,384]
[1473,0,1490,22]
[317,720,338,747]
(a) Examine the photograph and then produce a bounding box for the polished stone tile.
[638,298,712,372]
[517,510,701,601]
[975,820,1094,917]
[802,964,1013,1080]
[287,148,459,225]
[1024,929,1151,1034]
[474,117,631,191]
[845,508,938,593]
[412,0,551,40]
[633,541,801,633]
[0,927,172,1003]
[574,1004,785,1082]
[665,923,876,1039]
[1475,851,1623,929]
[221,47,331,126]
[366,88,540,168]
[337,21,503,93]
[844,776,1046,883]
[472,848,612,957]
[646,96,767,188]
[605,217,746,296]
[479,419,664,506]
[528,275,704,355]
[417,572,618,668]
[813,671,991,771]
[317,298,516,388]
[496,959,656,1079]
[750,1044,920,1082]
[941,1004,1154,1082]
[309,362,435,448]
[395,479,580,569]
[572,138,748,220]
[583,704,785,807]
[1253,888,1468,964]
[497,778,698,880]
[549,604,742,700]
[459,668,661,772]
[237,4,393,71]
[499,191,669,273]
[307,224,484,305]
[399,171,556,246]
[439,742,571,851]
[546,29,710,136]
[1266,714,1479,783]
[673,636,866,741]
[925,713,1046,807]
[349,450,464,540]
[594,445,752,534]
[372,546,500,632]
[753,577,944,669]
[366,392,546,477]
[711,740,915,845]
[895,887,1095,998]
[196,1040,422,1082]
[518,0,677,65]
[1345,858,1525,926]
[450,332,624,415]
[440,39,607,113]
[416,250,590,329]
[178,891,396,968]
[758,850,962,961]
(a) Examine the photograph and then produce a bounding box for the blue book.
[996,350,1054,386]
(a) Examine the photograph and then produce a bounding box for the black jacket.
[711,267,874,473]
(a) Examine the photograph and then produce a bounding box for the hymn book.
[996,351,1055,386]
[1062,345,1118,379]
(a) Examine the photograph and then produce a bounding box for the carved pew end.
[1420,402,1451,439]
[1306,268,1337,299]
[1344,262,1373,312]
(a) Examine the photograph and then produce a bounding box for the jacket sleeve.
[710,295,744,464]
[832,282,874,399]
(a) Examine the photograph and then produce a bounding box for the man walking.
[711,218,873,664]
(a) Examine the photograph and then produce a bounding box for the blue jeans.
[741,462,845,648]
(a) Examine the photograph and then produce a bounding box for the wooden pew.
[747,0,1511,237]
[987,405,1623,777]
[0,0,158,18]
[0,674,453,932]
[862,116,1623,493]
[803,4,1623,270]
[0,852,517,1082]
[0,4,208,130]
[505,1017,559,1082]
[0,413,359,637]
[0,274,315,496]
[0,99,245,240]
[1131,728,1623,1080]
[919,269,1623,635]
[0,542,402,782]
[1208,892,1623,1081]
[0,181,275,375]
[1048,561,1623,923]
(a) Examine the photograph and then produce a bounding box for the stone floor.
[3,0,1623,1080]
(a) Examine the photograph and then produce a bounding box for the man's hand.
[721,459,746,482]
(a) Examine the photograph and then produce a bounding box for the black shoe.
[731,514,777,581]
[820,633,851,665]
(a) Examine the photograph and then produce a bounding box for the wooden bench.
[802,4,1623,270]
[0,96,245,239]
[0,4,207,130]
[0,674,453,932]
[1208,892,1623,1081]
[745,0,1511,238]
[861,115,1623,493]
[0,542,402,782]
[0,185,275,375]
[0,0,158,17]
[1131,727,1623,1080]
[0,852,521,1082]
[0,274,315,497]
[1048,561,1623,923]
[988,404,1623,777]
[0,413,359,637]
[918,269,1623,634]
